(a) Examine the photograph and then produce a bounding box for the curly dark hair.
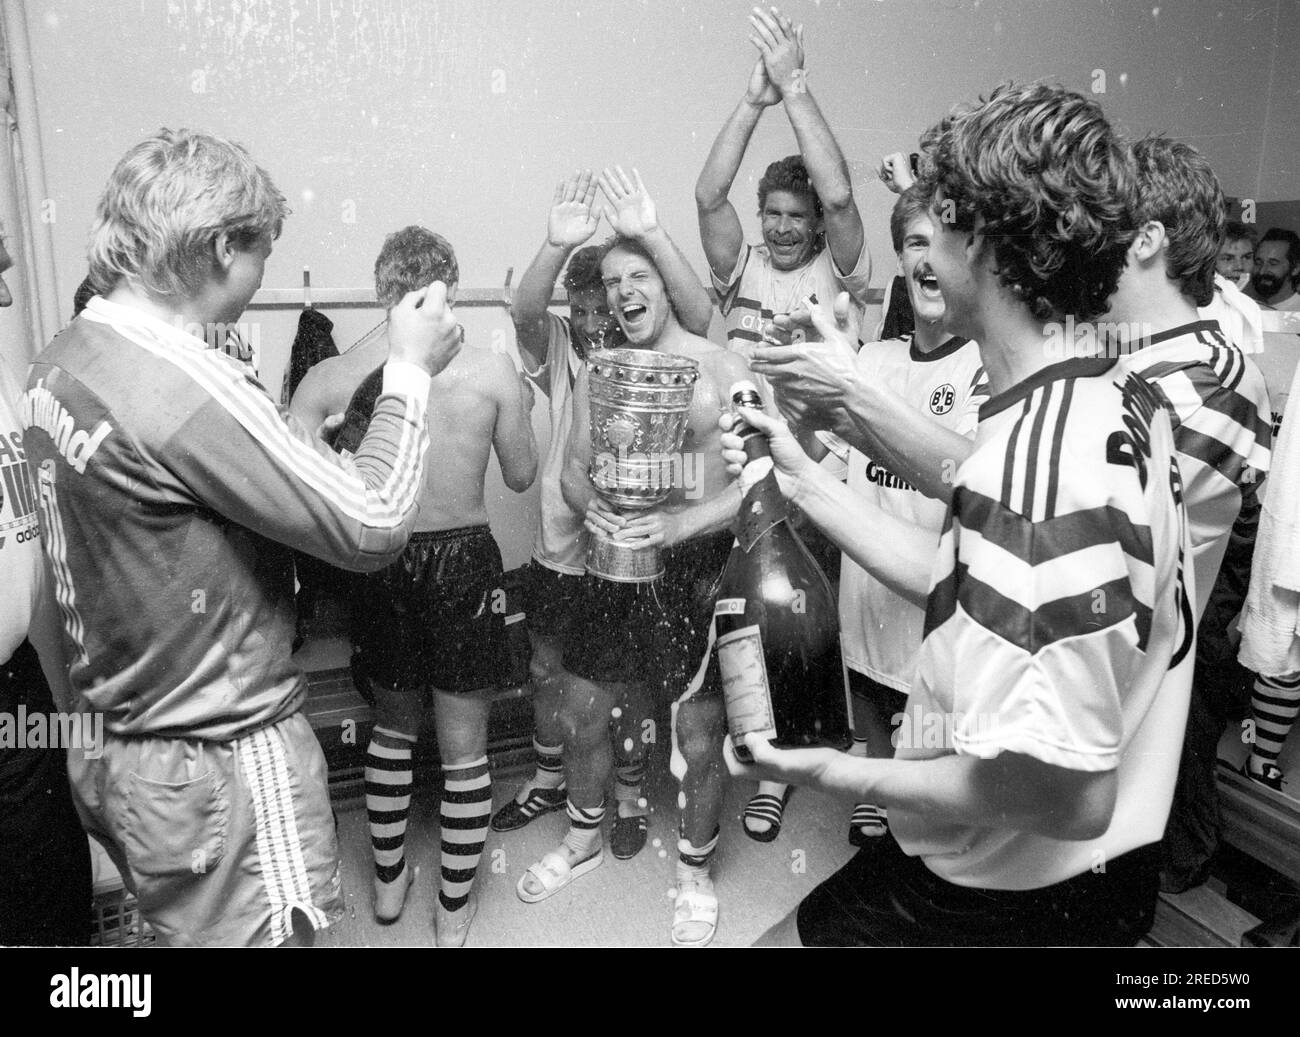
[374,226,458,310]
[562,245,604,294]
[915,82,1136,323]
[1129,135,1223,307]
[757,155,823,218]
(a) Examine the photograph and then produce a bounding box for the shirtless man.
[293,227,537,946]
[491,169,714,861]
[516,234,749,948]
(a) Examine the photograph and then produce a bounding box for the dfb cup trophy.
[586,348,699,582]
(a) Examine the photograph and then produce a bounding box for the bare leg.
[517,668,622,899]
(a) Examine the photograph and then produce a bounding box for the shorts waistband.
[410,524,491,543]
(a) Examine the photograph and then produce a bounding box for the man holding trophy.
[515,189,750,948]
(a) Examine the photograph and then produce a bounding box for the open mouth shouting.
[913,263,942,302]
[618,300,652,338]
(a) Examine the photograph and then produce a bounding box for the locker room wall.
[17,0,1296,565]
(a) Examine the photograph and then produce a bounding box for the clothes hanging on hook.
[280,306,338,406]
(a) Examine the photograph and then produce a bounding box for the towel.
[1199,273,1264,356]
[1239,357,1300,677]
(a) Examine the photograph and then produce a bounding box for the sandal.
[671,883,719,948]
[742,786,794,843]
[516,848,603,903]
[490,782,567,833]
[1242,759,1285,792]
[848,803,889,847]
[611,814,649,860]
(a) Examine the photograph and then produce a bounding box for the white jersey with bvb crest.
[840,335,987,691]
[891,358,1195,891]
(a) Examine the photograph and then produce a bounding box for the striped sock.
[1251,672,1300,769]
[529,737,565,790]
[615,760,646,818]
[366,727,415,883]
[561,799,605,859]
[439,756,492,913]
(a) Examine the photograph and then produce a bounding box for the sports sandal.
[611,814,649,860]
[671,883,719,948]
[516,848,604,903]
[1242,759,1285,792]
[742,786,794,843]
[490,782,567,833]
[848,803,889,847]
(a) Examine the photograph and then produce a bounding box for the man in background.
[1249,228,1300,310]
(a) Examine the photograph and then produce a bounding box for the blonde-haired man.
[22,129,462,946]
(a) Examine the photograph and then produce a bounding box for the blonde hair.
[87,128,289,298]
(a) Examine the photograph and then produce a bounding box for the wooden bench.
[1142,884,1261,947]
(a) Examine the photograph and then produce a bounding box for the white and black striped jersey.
[891,358,1195,890]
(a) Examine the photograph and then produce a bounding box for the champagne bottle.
[716,382,853,761]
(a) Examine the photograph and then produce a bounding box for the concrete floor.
[316,760,857,948]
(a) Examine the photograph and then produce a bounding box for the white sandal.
[671,886,719,947]
[516,848,604,903]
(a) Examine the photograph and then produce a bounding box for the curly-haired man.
[723,83,1195,946]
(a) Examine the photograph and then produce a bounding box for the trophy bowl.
[586,348,700,582]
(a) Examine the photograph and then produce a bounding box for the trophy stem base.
[586,530,664,583]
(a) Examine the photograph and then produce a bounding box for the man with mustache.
[696,7,871,361]
[696,5,870,838]
[742,187,987,846]
[1249,228,1300,310]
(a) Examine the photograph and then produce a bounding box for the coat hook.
[502,266,514,308]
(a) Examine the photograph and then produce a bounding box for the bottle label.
[714,597,746,615]
[717,624,777,740]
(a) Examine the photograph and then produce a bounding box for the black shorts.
[796,833,1159,947]
[523,561,585,642]
[561,530,734,697]
[352,525,512,695]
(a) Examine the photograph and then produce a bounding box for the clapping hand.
[598,166,659,240]
[548,171,600,249]
[750,293,859,435]
[744,56,780,108]
[749,6,805,95]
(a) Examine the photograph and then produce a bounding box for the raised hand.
[749,6,805,95]
[547,170,600,249]
[877,152,916,195]
[598,166,660,240]
[744,56,780,108]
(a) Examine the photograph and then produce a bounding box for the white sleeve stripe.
[117,325,424,528]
